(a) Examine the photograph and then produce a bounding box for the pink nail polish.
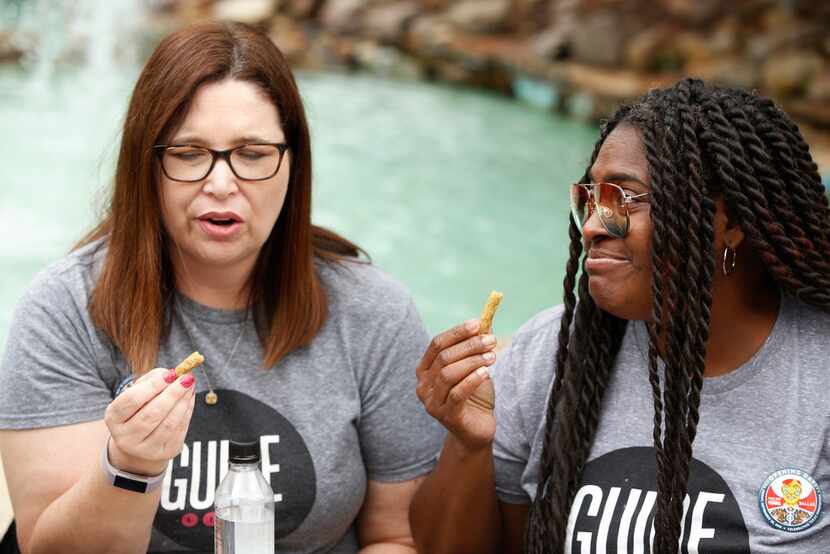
[163,369,178,384]
[181,373,195,388]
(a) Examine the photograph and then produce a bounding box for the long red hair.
[77,21,360,373]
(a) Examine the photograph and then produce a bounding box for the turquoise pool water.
[0,64,598,349]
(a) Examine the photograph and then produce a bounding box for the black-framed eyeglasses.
[570,182,650,238]
[152,143,289,182]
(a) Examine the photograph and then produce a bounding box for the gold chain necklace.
[175,297,247,406]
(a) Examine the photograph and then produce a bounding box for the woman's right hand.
[416,319,498,453]
[104,367,196,476]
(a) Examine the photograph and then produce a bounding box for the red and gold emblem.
[759,468,822,532]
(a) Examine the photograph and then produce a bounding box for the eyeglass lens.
[161,145,282,181]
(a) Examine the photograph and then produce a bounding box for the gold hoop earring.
[722,246,737,276]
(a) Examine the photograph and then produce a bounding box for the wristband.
[101,436,166,493]
[114,375,135,397]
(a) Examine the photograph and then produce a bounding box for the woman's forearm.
[410,435,502,554]
[27,460,161,554]
[359,545,416,553]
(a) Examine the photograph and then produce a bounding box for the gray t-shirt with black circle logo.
[493,293,830,553]
[0,239,444,553]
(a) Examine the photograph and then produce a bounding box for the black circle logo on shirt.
[153,389,316,550]
[569,447,749,553]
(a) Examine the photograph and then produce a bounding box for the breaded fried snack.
[468,291,503,411]
[174,352,205,377]
[479,291,503,335]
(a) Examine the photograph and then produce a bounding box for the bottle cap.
[229,439,260,463]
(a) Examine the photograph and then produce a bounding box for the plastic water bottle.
[214,440,275,554]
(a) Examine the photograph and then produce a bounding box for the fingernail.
[476,367,490,379]
[482,334,496,346]
[465,319,479,332]
[181,374,195,388]
[164,369,178,384]
[483,352,496,362]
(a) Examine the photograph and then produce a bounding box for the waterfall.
[1,0,146,92]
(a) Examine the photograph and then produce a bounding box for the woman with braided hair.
[410,78,830,553]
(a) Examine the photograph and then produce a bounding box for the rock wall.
[158,1,830,125]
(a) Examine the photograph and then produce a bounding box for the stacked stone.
[154,1,827,132]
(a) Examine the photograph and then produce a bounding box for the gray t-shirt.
[493,294,830,553]
[0,239,444,554]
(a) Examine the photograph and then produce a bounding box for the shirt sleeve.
[492,343,533,504]
[356,298,446,482]
[0,273,112,429]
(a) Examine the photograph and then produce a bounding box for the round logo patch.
[759,468,822,532]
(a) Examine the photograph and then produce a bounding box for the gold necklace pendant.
[175,297,246,410]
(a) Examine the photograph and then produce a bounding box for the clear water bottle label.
[214,516,233,552]
[213,517,233,554]
[215,506,274,554]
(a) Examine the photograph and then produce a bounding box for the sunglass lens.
[570,185,590,232]
[596,183,628,238]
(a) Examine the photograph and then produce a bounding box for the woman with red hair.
[0,22,441,553]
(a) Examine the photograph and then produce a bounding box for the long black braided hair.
[526,78,830,553]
